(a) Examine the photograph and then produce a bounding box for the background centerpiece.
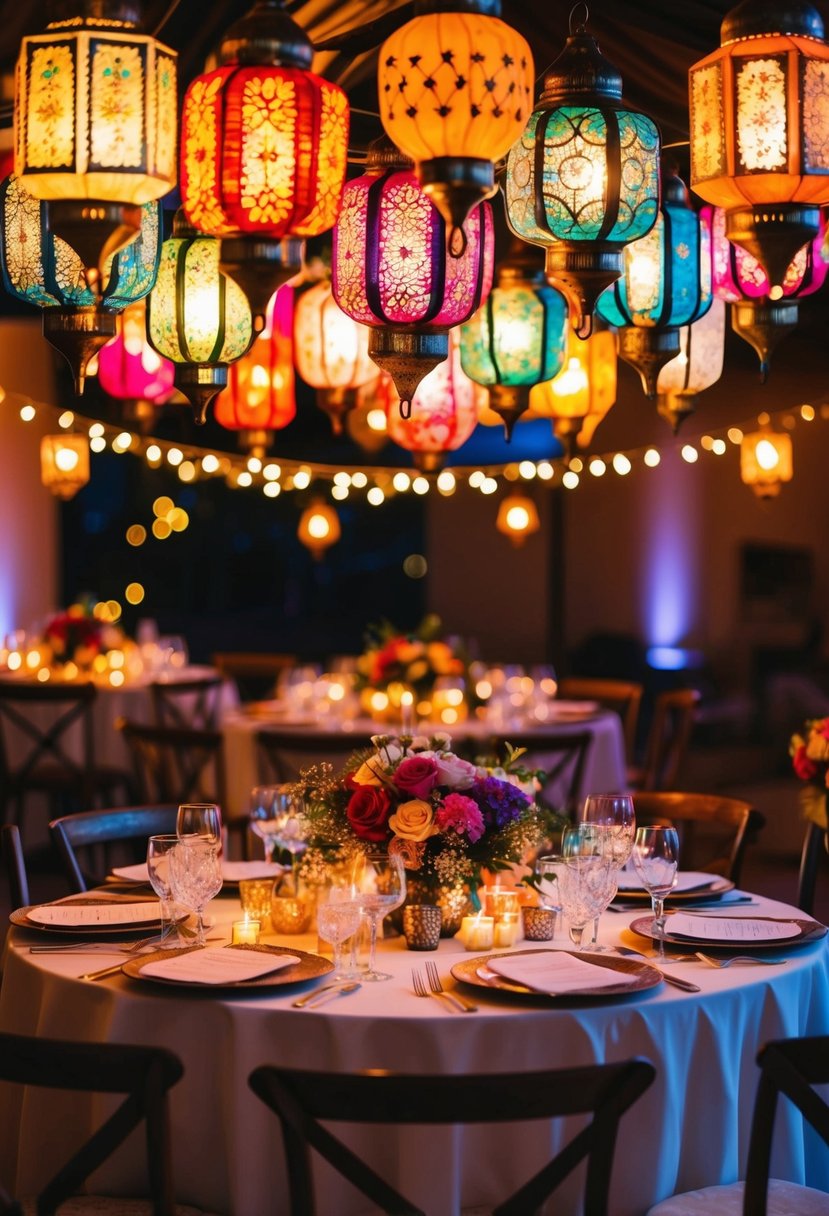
[297,733,557,934]
[790,716,829,831]
[356,614,476,726]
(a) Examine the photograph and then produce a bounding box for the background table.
[1,892,826,1215]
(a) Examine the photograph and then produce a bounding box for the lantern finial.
[42,307,118,396]
[730,299,799,383]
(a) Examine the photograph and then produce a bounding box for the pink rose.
[793,744,820,782]
[346,786,392,842]
[435,754,477,789]
[393,755,439,799]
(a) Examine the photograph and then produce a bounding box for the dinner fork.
[412,967,472,1013]
[424,960,477,1013]
[694,952,787,968]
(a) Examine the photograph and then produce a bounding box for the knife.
[292,982,361,1008]
[614,947,701,992]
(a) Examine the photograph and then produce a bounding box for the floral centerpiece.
[296,732,559,934]
[36,600,130,679]
[357,615,470,699]
[790,716,829,829]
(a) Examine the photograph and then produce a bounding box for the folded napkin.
[666,914,801,942]
[616,870,720,894]
[28,901,163,927]
[487,951,639,994]
[140,947,301,985]
[111,860,282,884]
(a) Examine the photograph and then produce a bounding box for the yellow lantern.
[529,329,617,454]
[293,280,375,434]
[297,499,341,559]
[496,494,540,547]
[40,434,90,500]
[740,426,794,497]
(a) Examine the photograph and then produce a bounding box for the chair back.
[211,652,296,703]
[635,688,700,791]
[0,682,98,820]
[117,719,226,808]
[0,825,29,909]
[50,804,178,892]
[479,730,593,818]
[256,729,372,784]
[796,820,828,916]
[632,790,763,883]
[249,1058,655,1216]
[557,678,643,766]
[150,675,224,730]
[0,1032,183,1216]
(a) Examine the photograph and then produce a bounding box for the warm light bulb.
[505,505,531,532]
[551,357,589,397]
[55,447,79,472]
[308,513,331,540]
[755,438,780,470]
[366,409,387,433]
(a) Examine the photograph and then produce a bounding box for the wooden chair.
[478,730,593,819]
[632,791,764,884]
[149,675,225,730]
[647,1035,829,1215]
[797,820,828,916]
[630,688,701,791]
[50,805,178,892]
[558,677,643,766]
[211,652,296,703]
[0,1032,204,1216]
[117,720,226,808]
[256,729,370,784]
[248,1058,655,1216]
[0,682,132,826]
[0,824,29,909]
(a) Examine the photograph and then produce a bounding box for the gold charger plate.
[613,877,735,905]
[629,914,827,950]
[451,948,662,999]
[10,900,164,936]
[122,943,334,990]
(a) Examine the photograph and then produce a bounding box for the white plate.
[548,700,600,717]
[13,900,163,932]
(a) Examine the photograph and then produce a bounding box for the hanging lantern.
[496,494,540,547]
[655,298,726,432]
[0,175,161,392]
[596,167,712,397]
[346,376,393,454]
[707,205,829,378]
[529,327,617,454]
[180,0,349,324]
[332,136,494,410]
[15,1,177,276]
[689,0,829,293]
[460,243,568,439]
[297,498,341,559]
[385,329,485,472]
[740,424,794,497]
[147,210,253,424]
[40,434,90,500]
[214,286,295,455]
[378,0,533,250]
[505,8,661,337]
[97,300,175,430]
[293,279,375,435]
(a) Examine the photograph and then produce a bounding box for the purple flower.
[436,793,485,843]
[469,776,531,830]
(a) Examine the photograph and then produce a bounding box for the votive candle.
[493,912,520,949]
[231,918,260,945]
[461,915,495,951]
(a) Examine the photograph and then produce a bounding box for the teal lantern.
[596,168,712,397]
[460,245,568,438]
[504,9,661,337]
[0,174,161,393]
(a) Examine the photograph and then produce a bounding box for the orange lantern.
[297,499,341,559]
[529,328,617,454]
[496,494,541,547]
[293,280,375,434]
[214,287,295,455]
[740,425,794,497]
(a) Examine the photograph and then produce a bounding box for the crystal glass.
[559,827,616,950]
[146,834,183,949]
[632,825,680,962]
[248,785,283,863]
[317,885,362,979]
[176,803,222,848]
[350,851,406,982]
[169,837,222,947]
[272,788,309,867]
[580,793,636,948]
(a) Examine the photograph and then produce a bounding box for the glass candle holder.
[460,914,495,951]
[239,878,276,929]
[271,891,313,934]
[231,918,261,945]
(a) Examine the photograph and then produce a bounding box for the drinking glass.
[146,834,183,949]
[350,851,406,981]
[177,803,222,849]
[557,855,614,950]
[169,837,223,947]
[272,788,309,868]
[535,853,565,937]
[580,793,636,948]
[316,885,363,980]
[248,786,283,863]
[632,825,680,962]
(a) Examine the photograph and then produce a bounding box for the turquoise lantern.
[596,168,712,397]
[460,244,568,438]
[504,8,661,337]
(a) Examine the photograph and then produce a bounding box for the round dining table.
[0,890,826,1216]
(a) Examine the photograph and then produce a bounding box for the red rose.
[793,744,820,782]
[346,786,392,842]
[393,755,439,799]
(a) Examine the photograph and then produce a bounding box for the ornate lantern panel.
[40,434,90,500]
[529,327,617,453]
[332,138,494,407]
[655,297,726,431]
[505,12,660,335]
[378,0,534,244]
[689,0,829,291]
[214,286,295,453]
[294,279,375,434]
[740,427,794,497]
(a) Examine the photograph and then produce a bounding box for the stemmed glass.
[146,834,183,949]
[176,803,222,848]
[560,826,618,950]
[248,786,283,864]
[632,825,680,962]
[580,792,636,949]
[272,787,309,869]
[316,885,363,980]
[169,837,223,947]
[350,851,406,982]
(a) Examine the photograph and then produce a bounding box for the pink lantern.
[385,331,486,472]
[97,301,175,431]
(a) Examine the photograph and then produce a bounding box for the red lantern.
[214,286,296,454]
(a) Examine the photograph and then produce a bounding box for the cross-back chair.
[632,790,764,884]
[648,1035,829,1215]
[479,730,593,819]
[256,729,371,784]
[117,719,226,808]
[557,677,643,766]
[249,1058,655,1216]
[149,675,225,731]
[0,1033,204,1216]
[0,681,131,826]
[50,804,178,892]
[210,652,296,703]
[630,687,701,791]
[0,824,29,910]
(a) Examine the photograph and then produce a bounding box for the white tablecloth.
[1,893,826,1216]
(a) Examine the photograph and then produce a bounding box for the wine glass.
[248,786,283,864]
[632,825,680,962]
[169,837,223,947]
[316,885,363,980]
[177,803,222,849]
[146,834,183,949]
[272,788,309,868]
[559,826,617,950]
[580,793,636,948]
[350,851,406,982]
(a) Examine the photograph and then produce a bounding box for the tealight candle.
[460,915,494,952]
[231,918,260,946]
[493,912,521,949]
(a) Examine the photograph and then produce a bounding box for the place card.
[140,948,301,985]
[667,914,801,942]
[487,951,639,994]
[28,901,163,928]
